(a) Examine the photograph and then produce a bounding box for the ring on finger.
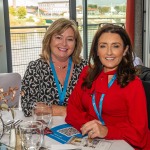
[90,129,94,135]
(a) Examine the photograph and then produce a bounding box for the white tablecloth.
[1,109,134,150]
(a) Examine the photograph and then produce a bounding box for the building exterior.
[38,0,69,16]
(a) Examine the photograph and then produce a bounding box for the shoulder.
[122,76,146,101]
[78,58,88,65]
[28,59,49,69]
[139,65,150,81]
[125,76,144,91]
[75,58,88,68]
[79,65,89,78]
[80,58,88,65]
[129,76,142,86]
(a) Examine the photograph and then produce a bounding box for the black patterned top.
[21,58,88,116]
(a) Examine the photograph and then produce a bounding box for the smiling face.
[97,32,128,72]
[50,27,76,61]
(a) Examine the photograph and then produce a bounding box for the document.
[68,137,112,150]
[47,123,112,150]
[47,124,82,144]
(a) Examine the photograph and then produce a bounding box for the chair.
[0,73,21,108]
[142,81,150,129]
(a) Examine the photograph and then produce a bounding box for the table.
[1,109,134,150]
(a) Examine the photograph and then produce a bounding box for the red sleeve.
[65,66,91,131]
[105,78,149,148]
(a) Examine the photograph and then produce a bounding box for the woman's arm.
[105,78,148,149]
[52,105,66,116]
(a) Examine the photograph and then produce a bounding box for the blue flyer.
[47,124,83,144]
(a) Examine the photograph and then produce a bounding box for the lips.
[105,57,115,60]
[58,47,68,52]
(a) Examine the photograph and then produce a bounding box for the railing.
[10,25,99,77]
[10,26,48,77]
[10,23,124,78]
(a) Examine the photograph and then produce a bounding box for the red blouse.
[65,66,150,150]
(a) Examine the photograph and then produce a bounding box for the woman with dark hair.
[65,24,150,149]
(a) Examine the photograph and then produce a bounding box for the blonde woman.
[21,18,87,117]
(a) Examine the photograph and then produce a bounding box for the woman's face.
[50,27,76,61]
[97,32,128,72]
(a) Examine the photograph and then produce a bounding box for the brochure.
[68,137,112,150]
[47,124,113,150]
[47,124,83,144]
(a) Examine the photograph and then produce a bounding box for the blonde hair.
[40,18,82,64]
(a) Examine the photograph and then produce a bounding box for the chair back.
[142,81,150,129]
[0,73,21,108]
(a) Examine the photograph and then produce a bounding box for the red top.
[65,66,150,150]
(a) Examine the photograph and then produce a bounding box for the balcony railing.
[10,23,124,78]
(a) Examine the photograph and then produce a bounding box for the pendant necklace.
[57,65,67,69]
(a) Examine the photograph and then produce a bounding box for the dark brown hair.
[82,24,136,88]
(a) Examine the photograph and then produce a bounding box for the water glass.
[19,121,43,150]
[32,102,53,128]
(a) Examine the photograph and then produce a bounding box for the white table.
[1,109,134,150]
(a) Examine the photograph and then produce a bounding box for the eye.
[67,38,74,41]
[55,35,62,40]
[99,44,106,48]
[113,44,120,48]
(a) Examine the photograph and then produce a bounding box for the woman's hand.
[52,105,66,116]
[80,120,108,139]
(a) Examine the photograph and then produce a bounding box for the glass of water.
[19,121,43,150]
[32,102,53,146]
[32,102,53,129]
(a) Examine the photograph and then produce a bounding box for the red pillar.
[126,0,135,46]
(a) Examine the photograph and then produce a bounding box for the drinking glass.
[19,121,43,150]
[32,102,53,146]
[32,102,53,128]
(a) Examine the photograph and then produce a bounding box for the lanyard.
[92,74,116,125]
[50,57,72,105]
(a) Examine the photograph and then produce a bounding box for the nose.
[107,46,112,55]
[61,38,67,46]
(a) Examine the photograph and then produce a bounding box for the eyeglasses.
[99,23,125,29]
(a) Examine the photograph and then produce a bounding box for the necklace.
[57,65,67,69]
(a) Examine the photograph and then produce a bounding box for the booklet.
[47,124,113,150]
[47,124,83,144]
[68,137,113,150]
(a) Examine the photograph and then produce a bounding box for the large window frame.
[2,0,150,74]
[143,0,150,67]
[0,0,12,72]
